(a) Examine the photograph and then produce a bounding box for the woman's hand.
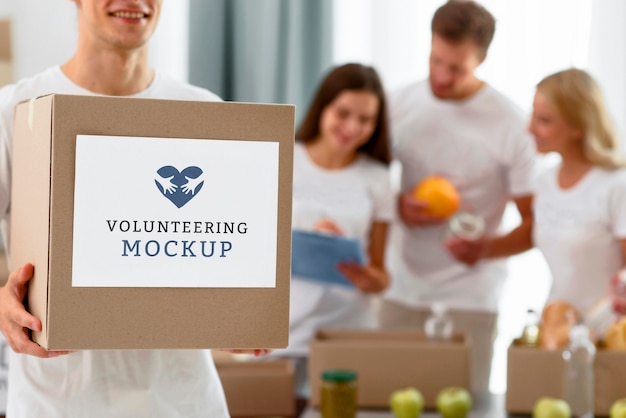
[0,263,71,358]
[338,261,389,293]
[313,218,344,235]
[398,192,445,227]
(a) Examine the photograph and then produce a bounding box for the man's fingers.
[10,307,41,333]
[5,327,50,358]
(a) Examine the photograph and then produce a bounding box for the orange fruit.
[412,176,461,218]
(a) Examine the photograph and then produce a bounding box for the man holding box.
[0,1,234,416]
[381,0,539,401]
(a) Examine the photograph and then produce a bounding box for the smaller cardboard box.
[505,341,566,415]
[506,341,626,416]
[213,352,296,417]
[308,329,471,408]
[592,349,626,416]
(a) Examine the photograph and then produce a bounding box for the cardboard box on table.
[213,351,296,417]
[10,94,294,350]
[506,341,626,416]
[308,329,471,409]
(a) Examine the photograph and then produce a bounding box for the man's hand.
[398,192,445,227]
[220,349,273,357]
[0,263,70,358]
[444,236,487,266]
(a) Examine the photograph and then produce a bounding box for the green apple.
[436,387,472,418]
[390,387,424,418]
[532,397,571,418]
[611,398,626,418]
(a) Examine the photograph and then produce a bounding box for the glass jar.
[447,211,486,241]
[520,308,541,347]
[320,369,358,418]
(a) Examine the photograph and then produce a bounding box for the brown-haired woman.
[272,63,394,402]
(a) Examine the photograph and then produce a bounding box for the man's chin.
[430,84,453,99]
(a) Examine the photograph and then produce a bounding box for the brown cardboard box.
[214,351,296,417]
[506,342,626,416]
[308,329,471,408]
[505,342,566,415]
[594,349,626,416]
[10,94,294,350]
[0,20,12,86]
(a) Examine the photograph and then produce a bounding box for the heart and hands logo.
[154,165,204,208]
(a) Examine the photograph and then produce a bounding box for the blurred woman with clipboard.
[270,63,394,404]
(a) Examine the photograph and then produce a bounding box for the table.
[300,392,529,418]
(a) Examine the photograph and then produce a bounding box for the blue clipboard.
[291,229,366,287]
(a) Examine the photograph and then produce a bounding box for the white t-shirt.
[534,165,626,313]
[0,66,229,418]
[384,80,538,312]
[279,142,394,356]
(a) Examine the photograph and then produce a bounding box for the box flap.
[313,328,469,345]
[10,95,54,347]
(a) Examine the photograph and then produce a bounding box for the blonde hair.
[537,68,625,169]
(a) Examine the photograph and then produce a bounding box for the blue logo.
[154,165,204,208]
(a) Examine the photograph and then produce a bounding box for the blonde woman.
[529,68,626,322]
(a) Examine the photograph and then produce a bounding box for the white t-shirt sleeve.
[609,170,626,238]
[370,164,395,223]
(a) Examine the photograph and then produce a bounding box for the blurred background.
[0,0,624,396]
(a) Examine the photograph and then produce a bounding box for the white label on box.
[72,135,279,288]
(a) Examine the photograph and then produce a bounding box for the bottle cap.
[321,369,357,382]
[569,323,590,341]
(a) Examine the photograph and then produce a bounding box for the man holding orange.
[380,0,538,400]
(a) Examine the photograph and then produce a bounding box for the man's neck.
[61,47,154,96]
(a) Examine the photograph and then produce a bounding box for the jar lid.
[321,369,357,382]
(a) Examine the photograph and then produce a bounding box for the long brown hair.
[296,63,391,165]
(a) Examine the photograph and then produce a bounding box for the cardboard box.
[10,94,294,350]
[505,342,566,415]
[214,352,296,417]
[308,329,471,408]
[506,342,626,416]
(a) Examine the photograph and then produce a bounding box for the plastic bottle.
[585,270,626,341]
[520,308,541,347]
[562,323,596,418]
[424,302,454,341]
